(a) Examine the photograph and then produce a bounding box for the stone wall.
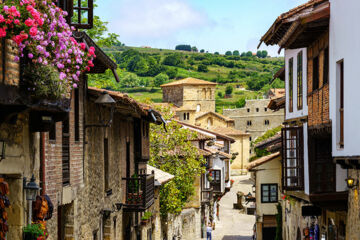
[0,39,20,86]
[230,135,250,173]
[165,208,201,240]
[223,99,284,141]
[162,86,184,107]
[306,32,330,127]
[183,85,216,114]
[195,113,230,129]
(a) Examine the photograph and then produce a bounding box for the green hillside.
[88,46,284,111]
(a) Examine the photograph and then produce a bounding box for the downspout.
[40,132,46,195]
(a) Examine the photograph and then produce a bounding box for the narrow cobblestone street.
[212,175,256,240]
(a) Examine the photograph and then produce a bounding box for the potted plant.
[23,224,47,240]
[141,211,153,225]
[230,179,235,187]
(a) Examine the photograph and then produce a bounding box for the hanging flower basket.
[0,0,95,97]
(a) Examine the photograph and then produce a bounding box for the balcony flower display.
[0,0,95,98]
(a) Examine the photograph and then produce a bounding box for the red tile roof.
[160,77,217,87]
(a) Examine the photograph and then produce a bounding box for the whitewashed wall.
[212,155,225,193]
[330,0,360,158]
[285,48,308,120]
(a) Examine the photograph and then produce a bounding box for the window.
[281,127,304,190]
[113,217,117,240]
[247,120,252,126]
[256,108,259,112]
[247,108,250,113]
[207,117,213,128]
[55,0,94,29]
[62,117,70,186]
[264,120,269,125]
[196,104,201,112]
[261,184,278,203]
[312,56,319,91]
[186,113,190,120]
[183,113,186,120]
[74,88,80,141]
[264,108,267,112]
[249,137,252,141]
[323,48,329,85]
[104,138,110,191]
[289,58,293,112]
[297,51,303,110]
[49,122,56,141]
[338,60,344,148]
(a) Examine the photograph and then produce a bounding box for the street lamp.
[24,175,40,223]
[345,177,358,189]
[86,91,116,128]
[0,140,6,161]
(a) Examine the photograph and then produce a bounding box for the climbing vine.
[148,104,206,217]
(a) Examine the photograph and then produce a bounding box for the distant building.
[223,99,285,143]
[161,77,250,173]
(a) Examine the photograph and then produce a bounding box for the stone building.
[223,99,285,143]
[161,78,250,173]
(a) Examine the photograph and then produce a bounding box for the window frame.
[297,51,303,110]
[288,57,294,113]
[312,55,319,91]
[323,47,329,85]
[55,0,94,29]
[261,183,278,203]
[281,126,304,191]
[338,60,344,148]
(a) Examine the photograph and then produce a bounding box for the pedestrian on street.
[207,222,212,240]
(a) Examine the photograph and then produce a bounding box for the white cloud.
[108,0,210,40]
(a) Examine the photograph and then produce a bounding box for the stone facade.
[223,99,284,142]
[195,112,234,129]
[164,208,201,240]
[346,169,360,240]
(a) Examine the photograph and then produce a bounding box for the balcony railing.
[123,174,154,212]
[201,188,213,203]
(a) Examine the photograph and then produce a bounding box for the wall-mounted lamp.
[0,140,6,161]
[23,175,40,224]
[86,91,116,128]
[345,177,358,189]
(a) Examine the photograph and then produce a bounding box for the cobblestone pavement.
[212,175,255,240]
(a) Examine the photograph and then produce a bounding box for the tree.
[191,46,198,52]
[149,106,205,217]
[233,50,240,56]
[200,49,205,53]
[217,91,224,98]
[246,51,253,57]
[240,52,246,57]
[236,97,246,108]
[120,72,139,88]
[197,64,209,72]
[175,45,192,51]
[127,56,149,76]
[214,52,220,55]
[166,68,178,79]
[153,73,169,87]
[256,50,262,58]
[225,85,233,95]
[163,54,184,66]
[261,50,268,58]
[225,51,232,56]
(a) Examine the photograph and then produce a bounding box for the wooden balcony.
[201,188,213,203]
[122,174,155,212]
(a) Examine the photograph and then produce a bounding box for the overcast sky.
[96,0,308,56]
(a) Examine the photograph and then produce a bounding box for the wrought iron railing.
[201,188,213,203]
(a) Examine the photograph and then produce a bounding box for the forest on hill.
[88,45,285,111]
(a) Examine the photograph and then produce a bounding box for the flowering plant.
[0,0,95,97]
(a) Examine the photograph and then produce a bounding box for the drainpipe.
[40,132,46,195]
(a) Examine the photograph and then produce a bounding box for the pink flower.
[80,42,86,50]
[0,15,4,23]
[14,19,20,25]
[28,53,33,59]
[14,56,19,62]
[29,27,37,36]
[0,28,6,38]
[73,83,77,88]
[25,18,34,27]
[59,72,66,80]
[89,46,95,55]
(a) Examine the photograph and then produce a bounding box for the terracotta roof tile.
[205,148,232,159]
[160,77,217,87]
[247,152,281,170]
[195,111,234,122]
[211,126,249,136]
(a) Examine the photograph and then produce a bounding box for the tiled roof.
[247,152,281,170]
[176,120,236,143]
[268,96,285,111]
[195,111,234,123]
[160,77,217,87]
[147,165,174,185]
[254,133,282,152]
[88,87,162,120]
[205,148,232,159]
[211,126,249,136]
[269,88,285,99]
